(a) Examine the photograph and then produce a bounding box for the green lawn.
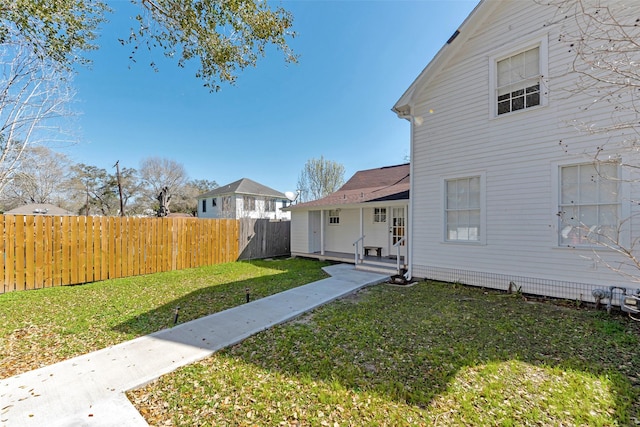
[2,259,639,425]
[0,258,329,379]
[129,281,640,426]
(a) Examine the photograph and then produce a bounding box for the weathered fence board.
[0,215,239,293]
[238,219,291,260]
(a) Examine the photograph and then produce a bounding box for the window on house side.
[497,46,540,115]
[559,163,620,247]
[445,177,481,242]
[329,210,340,224]
[265,199,275,212]
[243,196,256,211]
[212,198,217,207]
[202,199,206,213]
[221,196,231,214]
[374,208,387,223]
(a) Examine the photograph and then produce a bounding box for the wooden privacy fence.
[0,215,239,293]
[238,219,291,260]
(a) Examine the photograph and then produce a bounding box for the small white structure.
[4,203,74,216]
[393,0,640,301]
[287,164,409,263]
[196,178,291,220]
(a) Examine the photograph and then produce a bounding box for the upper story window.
[221,196,231,213]
[328,210,340,225]
[497,47,540,115]
[243,196,256,211]
[201,199,206,213]
[491,37,547,118]
[445,176,481,242]
[265,199,275,212]
[374,207,387,223]
[559,162,620,247]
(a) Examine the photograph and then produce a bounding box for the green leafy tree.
[68,164,120,216]
[1,0,297,90]
[297,156,345,202]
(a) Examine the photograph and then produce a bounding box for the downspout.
[393,107,416,281]
[405,116,415,281]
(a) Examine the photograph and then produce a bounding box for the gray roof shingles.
[197,178,287,199]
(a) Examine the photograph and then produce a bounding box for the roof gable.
[393,0,497,116]
[198,178,286,199]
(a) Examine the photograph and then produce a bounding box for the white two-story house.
[393,0,640,302]
[197,178,291,220]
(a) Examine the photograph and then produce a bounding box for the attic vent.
[446,30,460,44]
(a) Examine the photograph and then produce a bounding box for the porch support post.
[359,207,364,261]
[320,209,325,255]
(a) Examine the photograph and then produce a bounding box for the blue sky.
[69,0,479,194]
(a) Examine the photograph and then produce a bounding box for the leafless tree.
[139,156,189,212]
[549,0,640,159]
[297,156,345,202]
[546,0,640,282]
[0,146,73,210]
[0,28,75,194]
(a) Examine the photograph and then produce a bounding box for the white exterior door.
[309,211,321,253]
[390,207,407,259]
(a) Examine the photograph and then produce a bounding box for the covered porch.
[291,250,406,276]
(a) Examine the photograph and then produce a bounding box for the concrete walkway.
[0,264,388,427]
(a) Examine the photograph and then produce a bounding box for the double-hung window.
[201,199,206,213]
[265,199,276,212]
[328,210,340,225]
[559,163,620,246]
[445,176,481,242]
[373,208,386,223]
[497,47,540,115]
[491,38,547,117]
[243,196,256,211]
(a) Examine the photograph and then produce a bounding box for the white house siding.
[409,0,640,301]
[290,211,310,254]
[325,209,361,254]
[363,207,391,256]
[198,196,290,220]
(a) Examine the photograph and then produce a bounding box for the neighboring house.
[392,0,640,301]
[287,163,409,263]
[4,203,74,216]
[197,178,291,220]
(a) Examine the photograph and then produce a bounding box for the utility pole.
[114,160,125,216]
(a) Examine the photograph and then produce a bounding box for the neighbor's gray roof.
[4,203,74,216]
[197,178,287,199]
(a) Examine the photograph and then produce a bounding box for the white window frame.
[442,172,486,244]
[243,195,256,211]
[489,36,548,118]
[328,209,340,225]
[221,196,232,215]
[555,161,623,248]
[373,207,387,223]
[265,198,276,212]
